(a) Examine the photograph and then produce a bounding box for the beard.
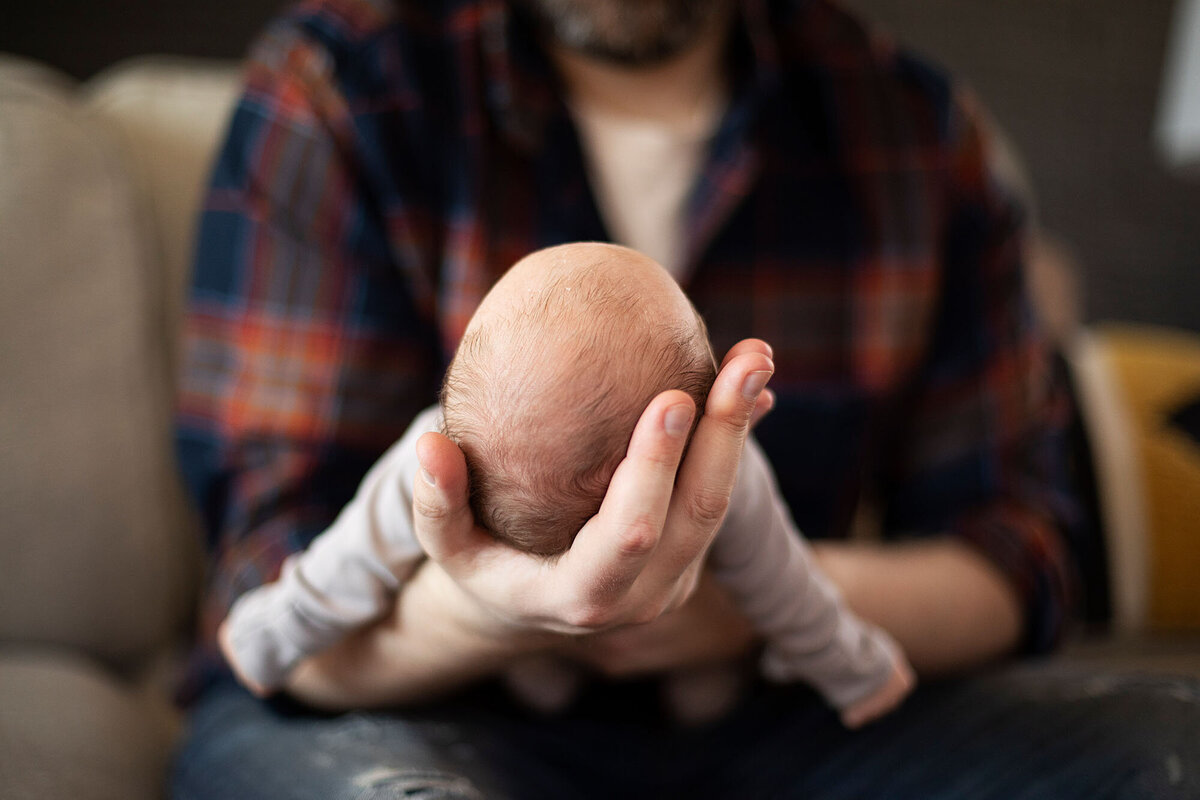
[514,0,730,67]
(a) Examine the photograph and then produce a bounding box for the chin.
[514,0,728,67]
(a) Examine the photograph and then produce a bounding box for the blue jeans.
[172,661,1200,799]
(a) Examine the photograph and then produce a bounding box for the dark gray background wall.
[852,0,1199,333]
[4,0,1197,331]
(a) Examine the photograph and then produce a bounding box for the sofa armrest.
[0,648,180,800]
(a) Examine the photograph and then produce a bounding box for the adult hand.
[724,338,775,428]
[411,339,774,638]
[565,570,756,677]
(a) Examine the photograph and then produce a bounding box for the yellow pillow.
[1076,325,1200,630]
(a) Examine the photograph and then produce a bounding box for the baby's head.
[441,242,716,556]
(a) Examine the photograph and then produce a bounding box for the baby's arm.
[708,438,915,727]
[220,406,442,694]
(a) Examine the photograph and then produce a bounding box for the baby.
[221,243,914,727]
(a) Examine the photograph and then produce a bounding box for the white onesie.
[223,405,909,722]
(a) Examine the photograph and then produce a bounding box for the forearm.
[285,561,550,710]
[812,538,1022,676]
[289,344,773,708]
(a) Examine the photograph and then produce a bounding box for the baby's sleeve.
[710,438,905,711]
[221,406,442,691]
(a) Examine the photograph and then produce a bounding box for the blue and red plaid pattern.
[177,0,1078,697]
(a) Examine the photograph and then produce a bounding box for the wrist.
[284,561,558,710]
[401,559,558,658]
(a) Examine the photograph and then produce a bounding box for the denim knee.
[350,767,486,800]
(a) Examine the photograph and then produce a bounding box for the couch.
[1,54,1196,800]
[0,55,237,799]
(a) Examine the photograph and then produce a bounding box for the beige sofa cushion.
[0,56,197,668]
[0,649,177,800]
[85,57,242,380]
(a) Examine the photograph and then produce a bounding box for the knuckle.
[687,487,730,529]
[412,493,453,523]
[616,515,660,558]
[716,409,752,438]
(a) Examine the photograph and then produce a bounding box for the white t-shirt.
[568,84,726,278]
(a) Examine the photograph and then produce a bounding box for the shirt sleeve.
[878,89,1079,654]
[221,406,441,691]
[175,14,441,688]
[714,439,904,710]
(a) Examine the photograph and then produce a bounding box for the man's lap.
[172,662,1200,799]
[711,663,1199,798]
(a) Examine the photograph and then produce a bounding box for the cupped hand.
[411,339,774,638]
[565,570,756,678]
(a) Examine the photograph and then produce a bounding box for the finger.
[649,351,774,586]
[414,432,611,631]
[750,387,776,429]
[411,431,493,566]
[661,559,705,615]
[719,338,772,371]
[558,389,695,613]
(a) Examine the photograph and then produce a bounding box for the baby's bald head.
[441,243,716,555]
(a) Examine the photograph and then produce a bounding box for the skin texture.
[285,340,775,709]
[280,1,1024,711]
[441,243,716,555]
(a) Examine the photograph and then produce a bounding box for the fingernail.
[420,467,437,487]
[664,403,693,437]
[742,369,772,399]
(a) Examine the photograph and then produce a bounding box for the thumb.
[411,431,489,566]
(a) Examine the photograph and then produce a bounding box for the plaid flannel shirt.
[177,0,1078,697]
